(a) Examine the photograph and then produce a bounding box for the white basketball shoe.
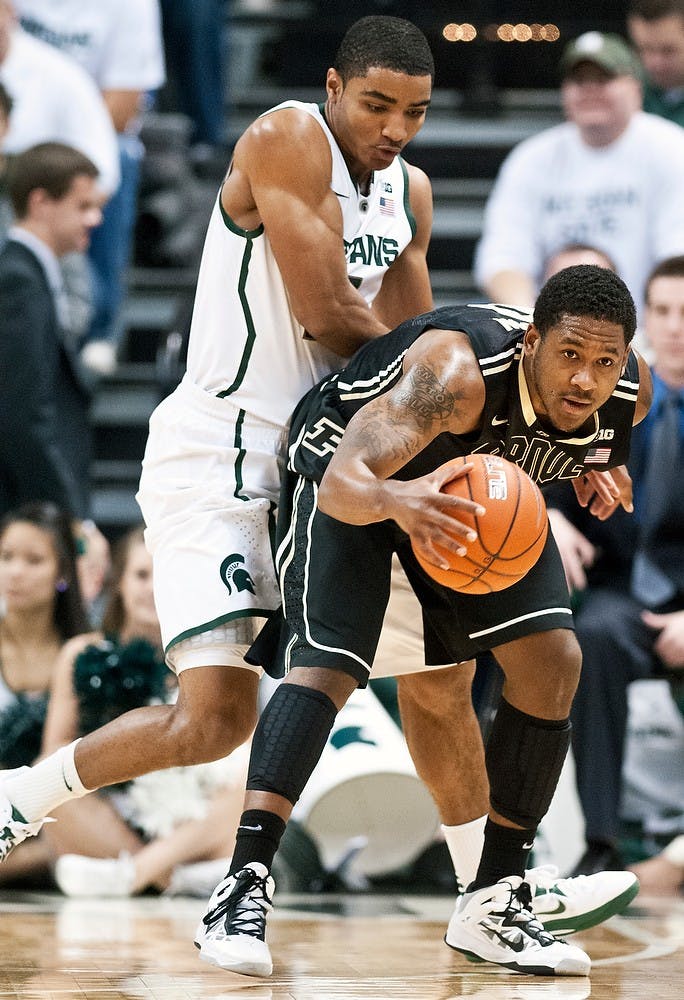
[526,864,639,934]
[0,775,44,862]
[445,876,591,976]
[194,862,275,977]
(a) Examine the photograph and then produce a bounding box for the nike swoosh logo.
[238,824,263,832]
[491,928,526,952]
[522,841,535,850]
[492,416,508,426]
[332,190,350,198]
[534,896,566,915]
[62,765,73,793]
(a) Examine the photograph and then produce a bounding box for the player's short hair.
[645,254,684,299]
[628,0,684,21]
[333,16,434,84]
[533,264,637,344]
[8,142,98,219]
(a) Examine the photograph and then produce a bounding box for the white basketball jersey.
[185,101,417,427]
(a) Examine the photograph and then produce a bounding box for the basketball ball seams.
[477,464,522,559]
[410,453,548,593]
[492,467,548,561]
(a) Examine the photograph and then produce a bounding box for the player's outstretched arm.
[317,330,486,567]
[223,109,389,356]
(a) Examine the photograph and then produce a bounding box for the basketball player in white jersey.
[0,7,433,947]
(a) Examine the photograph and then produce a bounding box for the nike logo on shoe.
[489,927,526,952]
[534,897,567,915]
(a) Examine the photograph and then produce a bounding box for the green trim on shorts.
[165,607,275,654]
[233,408,249,500]
[267,499,277,562]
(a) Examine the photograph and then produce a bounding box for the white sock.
[4,740,90,822]
[442,814,488,891]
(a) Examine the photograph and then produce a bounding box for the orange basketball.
[411,453,548,595]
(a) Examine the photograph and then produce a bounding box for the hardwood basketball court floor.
[1,889,682,998]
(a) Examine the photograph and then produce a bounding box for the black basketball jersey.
[287,303,641,487]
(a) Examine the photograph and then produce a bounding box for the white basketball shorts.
[136,375,284,673]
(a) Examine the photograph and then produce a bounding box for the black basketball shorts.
[265,476,574,686]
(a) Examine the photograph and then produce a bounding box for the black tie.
[631,391,682,606]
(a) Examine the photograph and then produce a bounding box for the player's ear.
[326,68,343,102]
[523,324,540,354]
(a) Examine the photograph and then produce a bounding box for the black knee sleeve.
[486,697,571,828]
[247,682,338,805]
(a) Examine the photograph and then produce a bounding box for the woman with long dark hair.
[0,501,88,884]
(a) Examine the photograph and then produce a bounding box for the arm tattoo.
[360,414,420,468]
[395,363,456,427]
[341,363,460,470]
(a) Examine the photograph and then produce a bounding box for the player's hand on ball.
[410,455,548,594]
[389,460,483,570]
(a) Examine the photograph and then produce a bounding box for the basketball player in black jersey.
[202,265,652,977]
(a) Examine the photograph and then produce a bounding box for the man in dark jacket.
[0,142,102,519]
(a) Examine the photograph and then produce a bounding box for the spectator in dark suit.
[0,142,102,521]
[546,254,684,876]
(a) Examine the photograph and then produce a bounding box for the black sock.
[468,818,536,892]
[229,809,287,875]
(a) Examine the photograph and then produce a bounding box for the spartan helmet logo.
[219,553,256,596]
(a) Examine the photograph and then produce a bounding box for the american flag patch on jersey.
[584,447,612,464]
[379,196,395,216]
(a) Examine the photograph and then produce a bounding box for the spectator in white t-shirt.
[0,1,118,198]
[15,0,166,374]
[474,31,684,321]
